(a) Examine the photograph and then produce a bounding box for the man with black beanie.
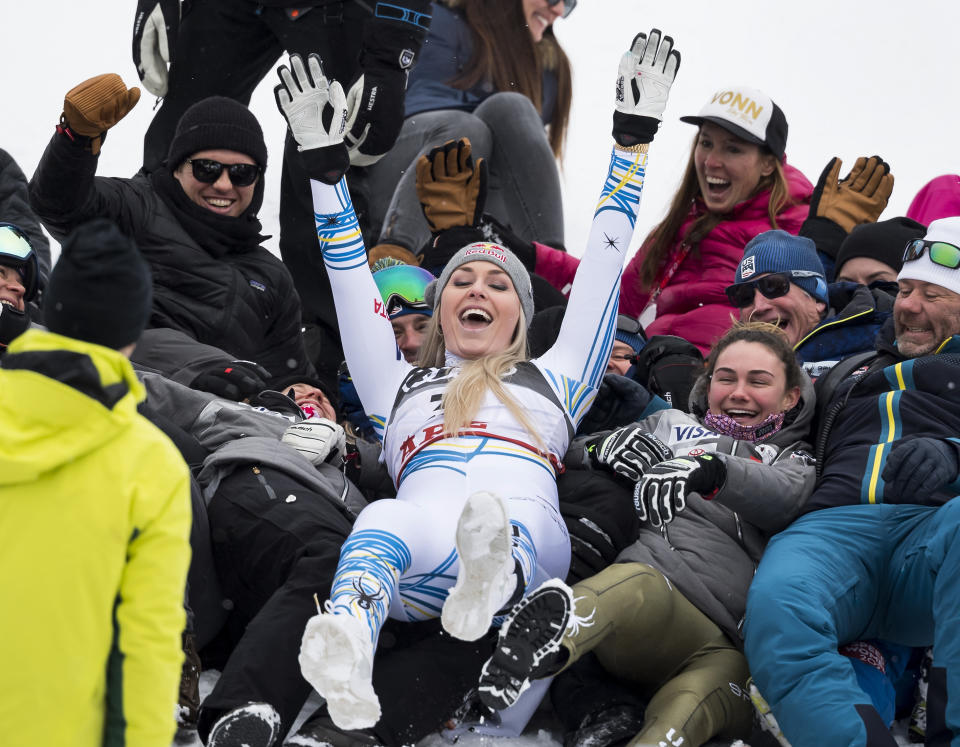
[0,218,192,746]
[131,0,433,390]
[29,74,317,389]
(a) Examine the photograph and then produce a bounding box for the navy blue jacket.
[807,320,960,512]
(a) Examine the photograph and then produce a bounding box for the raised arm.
[275,53,411,438]
[538,30,680,420]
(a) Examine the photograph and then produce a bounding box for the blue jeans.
[352,92,564,252]
[744,501,960,746]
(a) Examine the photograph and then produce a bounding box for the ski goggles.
[725,270,822,308]
[373,264,436,317]
[903,238,960,269]
[548,0,576,18]
[0,223,38,302]
[187,158,262,187]
[616,313,643,337]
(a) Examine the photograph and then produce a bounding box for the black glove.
[189,360,270,402]
[633,454,725,526]
[882,438,960,502]
[344,3,431,166]
[132,0,179,97]
[585,426,673,483]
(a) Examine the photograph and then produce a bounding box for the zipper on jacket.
[252,466,277,501]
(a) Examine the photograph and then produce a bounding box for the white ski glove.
[274,53,350,184]
[132,0,179,97]
[282,417,346,466]
[633,454,725,527]
[585,426,673,483]
[613,29,680,147]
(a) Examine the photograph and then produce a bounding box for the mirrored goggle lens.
[374,264,435,309]
[904,239,960,269]
[547,0,576,17]
[0,225,33,261]
[725,274,792,308]
[189,159,261,187]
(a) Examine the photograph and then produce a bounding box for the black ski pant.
[198,464,355,742]
[143,0,368,389]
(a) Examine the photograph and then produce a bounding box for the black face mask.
[0,304,31,352]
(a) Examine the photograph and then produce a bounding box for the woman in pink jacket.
[536,86,812,354]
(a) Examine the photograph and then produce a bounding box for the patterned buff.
[703,410,785,443]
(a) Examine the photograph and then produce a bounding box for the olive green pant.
[560,563,753,747]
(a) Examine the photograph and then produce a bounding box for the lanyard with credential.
[638,241,693,327]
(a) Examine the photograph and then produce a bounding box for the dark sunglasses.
[548,0,576,18]
[903,238,960,269]
[188,158,262,187]
[725,271,820,308]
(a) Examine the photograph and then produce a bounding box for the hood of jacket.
[0,328,145,485]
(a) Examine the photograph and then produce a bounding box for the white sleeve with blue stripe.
[310,178,412,441]
[535,146,648,429]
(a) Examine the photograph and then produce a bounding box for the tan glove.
[809,155,894,233]
[415,137,487,234]
[62,74,141,154]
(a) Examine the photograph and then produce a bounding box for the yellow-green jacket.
[0,329,191,747]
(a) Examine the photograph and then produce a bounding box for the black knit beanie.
[835,217,927,278]
[44,219,153,349]
[166,96,268,171]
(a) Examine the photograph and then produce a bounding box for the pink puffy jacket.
[535,162,813,354]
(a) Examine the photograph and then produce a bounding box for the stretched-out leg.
[472,92,564,246]
[744,506,897,747]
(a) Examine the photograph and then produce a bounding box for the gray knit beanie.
[424,242,534,325]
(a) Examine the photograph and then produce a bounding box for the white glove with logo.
[282,418,346,466]
[613,29,680,146]
[274,53,350,184]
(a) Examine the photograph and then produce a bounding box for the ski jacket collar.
[0,328,145,486]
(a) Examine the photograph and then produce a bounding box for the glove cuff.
[301,144,350,185]
[361,14,429,71]
[613,113,660,146]
[57,117,104,155]
[799,216,848,260]
[694,454,726,499]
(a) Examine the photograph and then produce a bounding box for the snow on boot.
[442,490,517,641]
[479,579,582,710]
[284,710,381,747]
[299,610,381,730]
[206,702,282,747]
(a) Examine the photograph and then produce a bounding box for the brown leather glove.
[415,137,487,233]
[61,74,141,154]
[809,155,894,233]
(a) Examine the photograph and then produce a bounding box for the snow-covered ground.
[1,3,950,745]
